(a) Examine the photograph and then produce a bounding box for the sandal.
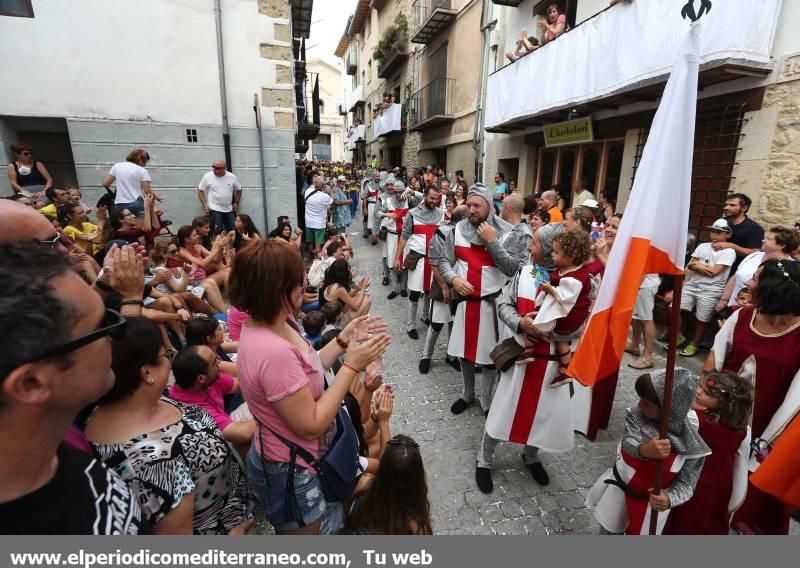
[628,357,654,370]
[624,342,641,356]
[550,350,574,387]
[679,344,698,357]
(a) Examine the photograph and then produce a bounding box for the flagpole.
[648,273,685,534]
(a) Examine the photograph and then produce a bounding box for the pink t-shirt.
[544,14,566,43]
[168,373,235,431]
[237,323,326,470]
[227,307,248,341]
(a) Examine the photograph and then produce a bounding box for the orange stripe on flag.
[567,238,682,386]
[750,415,800,509]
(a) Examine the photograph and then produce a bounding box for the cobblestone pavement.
[250,214,797,535]
[342,215,798,536]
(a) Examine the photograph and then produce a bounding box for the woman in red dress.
[702,259,800,534]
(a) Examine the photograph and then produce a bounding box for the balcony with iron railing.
[377,42,411,79]
[408,77,455,131]
[485,0,778,133]
[411,0,458,45]
[347,84,365,112]
[346,47,359,76]
[296,72,321,146]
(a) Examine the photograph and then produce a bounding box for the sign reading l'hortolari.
[544,118,594,147]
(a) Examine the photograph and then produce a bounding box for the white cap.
[337,175,347,181]
[707,218,732,232]
[582,199,600,209]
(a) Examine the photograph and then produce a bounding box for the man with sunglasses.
[0,242,145,534]
[0,200,147,319]
[197,159,242,236]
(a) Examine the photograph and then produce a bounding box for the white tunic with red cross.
[405,209,445,294]
[446,222,507,364]
[586,441,686,535]
[384,199,410,267]
[366,189,379,229]
[485,265,574,452]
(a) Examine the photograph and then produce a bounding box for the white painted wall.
[772,0,800,59]
[0,0,287,128]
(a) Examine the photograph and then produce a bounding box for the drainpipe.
[214,0,233,169]
[473,0,495,184]
[253,94,270,234]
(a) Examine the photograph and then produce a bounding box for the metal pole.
[253,93,269,235]
[648,273,685,534]
[474,0,495,185]
[214,0,232,169]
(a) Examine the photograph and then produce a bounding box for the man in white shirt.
[304,174,333,253]
[197,160,242,235]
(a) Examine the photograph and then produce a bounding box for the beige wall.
[306,58,346,161]
[413,0,481,181]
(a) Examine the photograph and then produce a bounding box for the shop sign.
[544,118,594,147]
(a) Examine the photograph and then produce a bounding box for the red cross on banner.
[413,223,440,293]
[454,244,497,363]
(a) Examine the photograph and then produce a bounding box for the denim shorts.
[115,196,145,217]
[246,446,343,533]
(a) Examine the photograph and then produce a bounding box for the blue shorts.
[115,196,145,218]
[246,446,343,533]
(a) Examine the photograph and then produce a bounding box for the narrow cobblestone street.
[343,217,658,535]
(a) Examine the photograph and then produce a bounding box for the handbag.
[378,227,388,241]
[490,337,525,372]
[403,249,424,270]
[264,407,360,511]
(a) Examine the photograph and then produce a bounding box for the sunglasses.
[212,165,225,170]
[21,151,33,156]
[21,309,127,364]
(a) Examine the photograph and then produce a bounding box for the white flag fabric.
[569,24,700,385]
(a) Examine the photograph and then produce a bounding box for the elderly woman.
[715,226,799,313]
[231,240,390,535]
[703,259,800,535]
[85,317,253,534]
[7,142,52,200]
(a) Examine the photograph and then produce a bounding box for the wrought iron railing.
[407,77,454,128]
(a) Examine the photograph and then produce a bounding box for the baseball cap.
[707,218,732,232]
[582,199,600,209]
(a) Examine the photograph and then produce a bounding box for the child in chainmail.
[585,367,711,534]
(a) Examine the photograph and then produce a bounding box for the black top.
[12,161,47,187]
[729,216,765,272]
[0,444,146,534]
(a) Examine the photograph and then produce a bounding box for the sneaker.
[446,357,461,372]
[661,333,687,348]
[475,467,493,494]
[450,397,471,415]
[400,290,408,298]
[381,277,390,286]
[418,359,431,374]
[628,357,654,370]
[387,291,399,300]
[525,460,550,486]
[679,344,698,357]
[407,329,419,340]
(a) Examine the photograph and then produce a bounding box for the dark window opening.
[630,104,748,240]
[0,0,34,17]
[186,129,198,143]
